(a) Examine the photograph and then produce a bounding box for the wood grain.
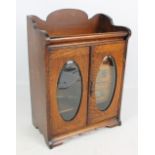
[88,41,126,124]
[27,9,131,148]
[47,47,89,136]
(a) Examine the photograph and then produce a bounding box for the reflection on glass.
[95,56,116,111]
[57,60,82,121]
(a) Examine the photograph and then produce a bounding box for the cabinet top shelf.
[27,9,131,39]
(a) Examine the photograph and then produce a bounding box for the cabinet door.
[48,47,89,136]
[88,42,126,124]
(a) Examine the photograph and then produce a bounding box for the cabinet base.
[47,117,121,149]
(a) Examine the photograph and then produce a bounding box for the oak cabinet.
[27,9,131,148]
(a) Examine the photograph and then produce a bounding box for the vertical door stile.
[87,46,93,125]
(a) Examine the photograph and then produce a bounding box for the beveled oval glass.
[95,56,116,111]
[57,60,82,121]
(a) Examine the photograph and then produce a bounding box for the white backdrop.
[16,0,137,155]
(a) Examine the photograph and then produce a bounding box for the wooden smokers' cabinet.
[27,9,131,148]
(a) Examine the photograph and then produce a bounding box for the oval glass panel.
[57,60,82,121]
[95,56,116,111]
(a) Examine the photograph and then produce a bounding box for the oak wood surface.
[27,9,131,148]
[47,47,89,136]
[88,41,126,124]
[27,16,50,143]
[30,9,130,37]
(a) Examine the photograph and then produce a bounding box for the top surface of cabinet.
[28,9,131,40]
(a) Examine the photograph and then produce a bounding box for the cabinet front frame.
[88,41,126,124]
[47,47,89,136]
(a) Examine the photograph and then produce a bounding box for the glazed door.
[88,42,126,124]
[48,47,89,136]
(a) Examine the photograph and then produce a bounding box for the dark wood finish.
[27,9,131,149]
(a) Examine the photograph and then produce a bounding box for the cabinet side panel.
[27,16,49,140]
